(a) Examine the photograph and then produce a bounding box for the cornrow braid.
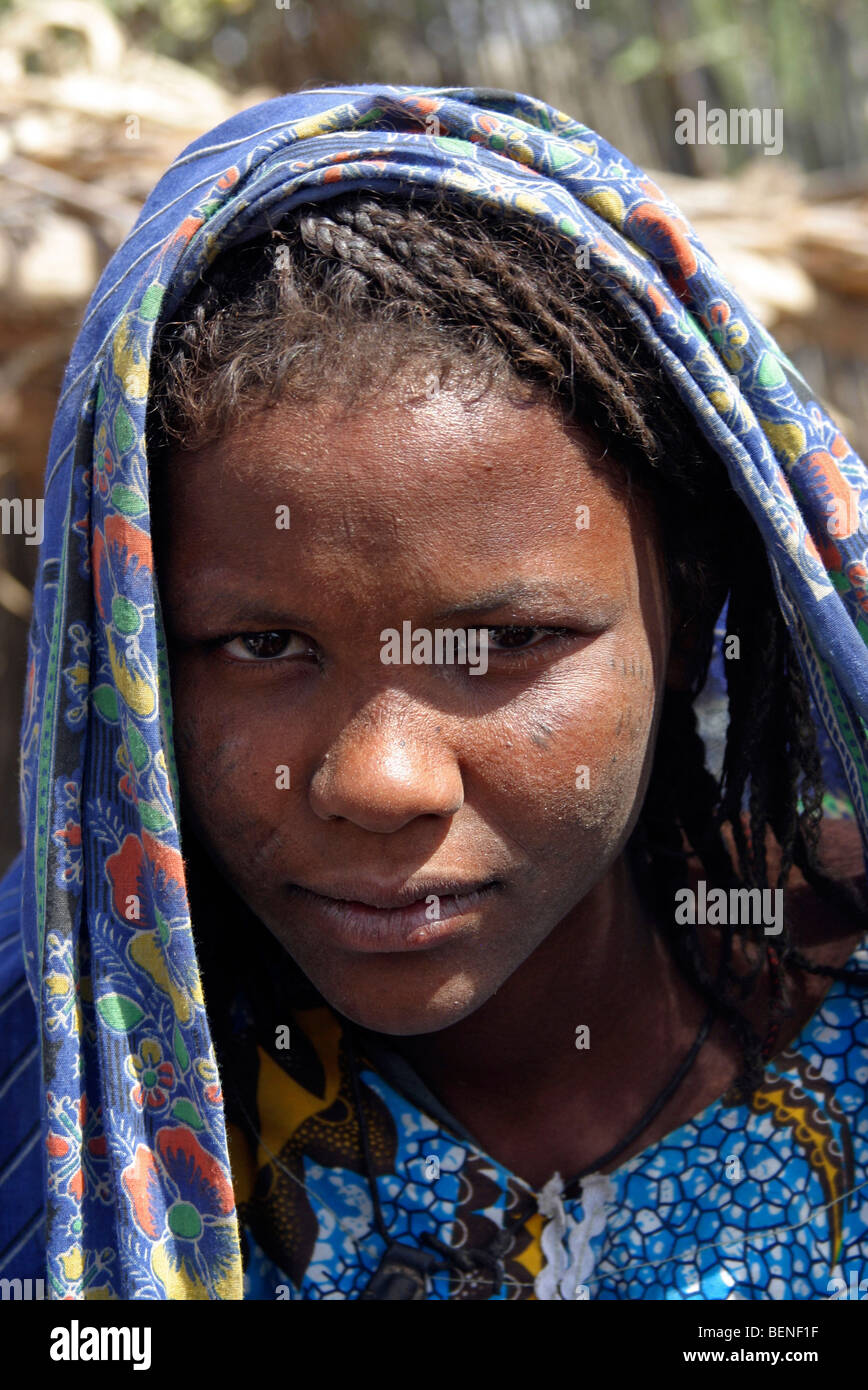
[320,198,657,448]
[148,187,868,1095]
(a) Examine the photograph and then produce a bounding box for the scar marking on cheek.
[174,723,198,757]
[613,696,650,741]
[608,655,652,686]
[529,721,555,748]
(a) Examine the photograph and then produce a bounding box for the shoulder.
[0,851,45,1280]
[712,816,868,957]
[0,851,29,1002]
[686,818,867,1047]
[781,817,867,959]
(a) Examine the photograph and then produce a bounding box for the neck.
[390,850,703,1117]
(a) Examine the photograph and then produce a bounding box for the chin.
[319,973,484,1037]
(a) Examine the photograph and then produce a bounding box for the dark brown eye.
[486,626,546,649]
[221,631,309,661]
[244,631,290,658]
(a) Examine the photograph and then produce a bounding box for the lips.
[296,878,495,910]
[285,878,501,953]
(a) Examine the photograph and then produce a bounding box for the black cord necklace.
[570,1003,716,1182]
[347,1001,717,1299]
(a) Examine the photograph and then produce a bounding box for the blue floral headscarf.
[3,84,868,1299]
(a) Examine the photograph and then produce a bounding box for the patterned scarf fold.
[11,83,868,1298]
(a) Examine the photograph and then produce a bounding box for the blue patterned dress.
[228,943,868,1300]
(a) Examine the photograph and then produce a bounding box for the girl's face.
[156,374,673,1034]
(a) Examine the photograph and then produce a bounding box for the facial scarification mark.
[174,723,197,757]
[608,654,651,686]
[530,721,555,748]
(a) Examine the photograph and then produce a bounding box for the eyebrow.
[169,580,611,634]
[214,602,319,629]
[168,587,319,633]
[433,582,607,620]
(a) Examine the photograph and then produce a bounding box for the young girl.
[1,84,867,1301]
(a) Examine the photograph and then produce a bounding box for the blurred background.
[1,0,867,873]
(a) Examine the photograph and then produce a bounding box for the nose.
[309,699,464,833]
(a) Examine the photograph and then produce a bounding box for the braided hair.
[148,188,868,1096]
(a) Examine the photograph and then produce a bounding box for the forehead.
[158,377,650,562]
[154,378,672,657]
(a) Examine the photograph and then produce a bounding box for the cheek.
[169,623,660,892]
[170,665,298,868]
[470,633,659,848]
